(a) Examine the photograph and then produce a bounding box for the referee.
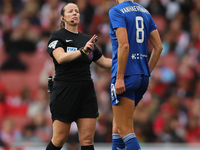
[109,0,163,150]
[46,3,111,150]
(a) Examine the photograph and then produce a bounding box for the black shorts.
[50,80,99,123]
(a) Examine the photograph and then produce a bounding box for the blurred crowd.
[0,0,200,148]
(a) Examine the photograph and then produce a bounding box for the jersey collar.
[65,28,78,34]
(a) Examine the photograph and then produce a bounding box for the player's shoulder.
[134,2,150,15]
[109,4,123,16]
[110,2,124,11]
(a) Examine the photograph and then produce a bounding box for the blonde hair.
[59,4,67,30]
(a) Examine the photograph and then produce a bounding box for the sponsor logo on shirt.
[67,47,77,53]
[131,53,147,59]
[66,39,73,42]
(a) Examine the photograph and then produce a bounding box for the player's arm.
[95,55,112,69]
[53,47,81,64]
[148,29,163,73]
[115,27,129,94]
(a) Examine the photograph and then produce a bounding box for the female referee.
[46,3,112,150]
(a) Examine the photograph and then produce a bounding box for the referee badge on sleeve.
[87,51,93,60]
[48,40,58,49]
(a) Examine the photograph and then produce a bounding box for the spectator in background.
[8,16,37,53]
[0,82,7,118]
[0,118,22,146]
[32,111,52,143]
[23,0,41,26]
[1,15,37,70]
[76,0,95,34]
[146,0,166,16]
[0,0,26,70]
[190,16,200,53]
[168,18,189,58]
[19,124,42,146]
[185,116,200,143]
[27,85,50,120]
[40,0,66,32]
[4,87,29,117]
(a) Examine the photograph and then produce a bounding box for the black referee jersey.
[47,28,102,82]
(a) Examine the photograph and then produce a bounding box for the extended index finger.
[89,34,97,43]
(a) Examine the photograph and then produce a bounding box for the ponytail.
[59,20,65,30]
[59,4,67,30]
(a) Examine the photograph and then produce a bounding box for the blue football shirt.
[109,1,157,78]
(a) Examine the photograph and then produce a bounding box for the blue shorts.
[110,75,149,106]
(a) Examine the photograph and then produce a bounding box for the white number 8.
[136,16,144,43]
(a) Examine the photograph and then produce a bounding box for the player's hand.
[84,34,98,51]
[115,79,126,95]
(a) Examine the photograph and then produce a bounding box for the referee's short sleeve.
[47,32,64,57]
[109,7,126,30]
[92,45,102,61]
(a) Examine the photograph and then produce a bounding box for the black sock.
[46,141,62,150]
[81,145,94,150]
